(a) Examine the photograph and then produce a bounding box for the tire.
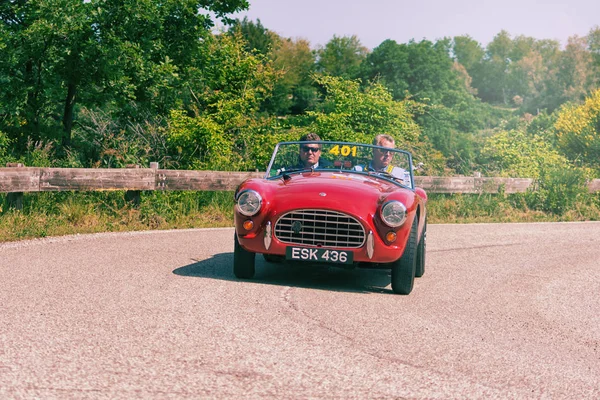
[415,217,427,278]
[234,234,256,279]
[391,216,418,295]
[263,254,284,263]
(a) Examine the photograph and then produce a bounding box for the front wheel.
[234,234,256,279]
[391,216,418,294]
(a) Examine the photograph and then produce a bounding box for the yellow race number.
[329,145,357,157]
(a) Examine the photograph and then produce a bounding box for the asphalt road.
[1,222,599,399]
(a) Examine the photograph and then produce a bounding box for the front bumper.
[236,214,415,264]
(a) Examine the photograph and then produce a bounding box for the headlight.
[380,200,407,227]
[236,190,262,216]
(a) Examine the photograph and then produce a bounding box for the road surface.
[1,222,599,398]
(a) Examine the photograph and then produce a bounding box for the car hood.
[253,171,416,217]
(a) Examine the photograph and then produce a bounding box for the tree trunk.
[62,81,77,149]
[25,59,41,139]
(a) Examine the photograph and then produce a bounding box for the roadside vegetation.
[1,190,599,243]
[1,1,600,242]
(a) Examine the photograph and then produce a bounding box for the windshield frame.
[264,141,415,189]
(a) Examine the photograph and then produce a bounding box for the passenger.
[355,134,409,183]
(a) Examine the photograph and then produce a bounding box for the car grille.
[274,209,365,248]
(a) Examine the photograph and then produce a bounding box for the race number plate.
[286,246,353,264]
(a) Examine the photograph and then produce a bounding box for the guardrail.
[1,163,599,210]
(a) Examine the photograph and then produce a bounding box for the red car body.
[233,141,428,294]
[235,172,427,263]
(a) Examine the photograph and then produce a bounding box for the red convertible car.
[233,141,427,294]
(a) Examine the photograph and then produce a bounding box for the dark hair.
[300,132,321,142]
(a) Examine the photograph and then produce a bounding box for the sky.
[226,0,600,49]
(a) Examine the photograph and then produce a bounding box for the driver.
[297,133,324,169]
[272,133,330,176]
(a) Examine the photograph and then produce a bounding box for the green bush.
[18,139,55,167]
[525,167,590,215]
[0,130,11,165]
[72,108,165,168]
[480,128,569,178]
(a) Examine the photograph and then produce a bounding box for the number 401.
[328,145,357,157]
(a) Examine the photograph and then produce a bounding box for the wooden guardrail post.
[5,163,24,211]
[122,162,160,206]
[473,172,482,193]
[124,164,143,206]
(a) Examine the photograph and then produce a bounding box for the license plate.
[286,247,353,264]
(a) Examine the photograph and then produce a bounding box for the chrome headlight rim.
[380,200,407,228]
[236,189,263,217]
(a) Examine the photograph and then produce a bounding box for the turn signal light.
[243,220,254,230]
[386,231,397,243]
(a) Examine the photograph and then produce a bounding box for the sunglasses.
[376,148,393,155]
[302,146,320,153]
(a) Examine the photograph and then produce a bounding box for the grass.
[1,191,599,243]
[0,191,235,242]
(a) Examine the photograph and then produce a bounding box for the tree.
[308,75,420,144]
[362,38,469,107]
[360,39,410,100]
[508,50,546,107]
[306,75,446,174]
[554,88,600,168]
[480,128,569,178]
[229,17,275,55]
[166,32,277,171]
[267,37,317,115]
[0,0,250,155]
[316,35,368,79]
[0,130,9,164]
[94,0,250,118]
[452,35,484,72]
[514,39,562,112]
[477,30,513,104]
[510,35,536,62]
[557,36,594,104]
[588,26,600,69]
[452,61,477,95]
[0,0,86,147]
[361,37,508,173]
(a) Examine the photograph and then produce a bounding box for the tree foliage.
[554,88,600,168]
[0,130,10,164]
[228,17,275,55]
[481,128,568,178]
[306,75,446,174]
[2,6,600,183]
[307,76,418,143]
[316,35,368,79]
[265,36,317,115]
[0,0,249,153]
[453,35,484,72]
[361,38,468,106]
[165,32,278,170]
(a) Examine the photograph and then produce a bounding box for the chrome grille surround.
[274,209,366,248]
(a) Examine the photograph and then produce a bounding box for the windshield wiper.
[279,167,315,181]
[367,169,406,184]
[265,167,314,179]
[281,167,313,174]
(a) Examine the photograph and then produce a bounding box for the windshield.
[265,141,415,189]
